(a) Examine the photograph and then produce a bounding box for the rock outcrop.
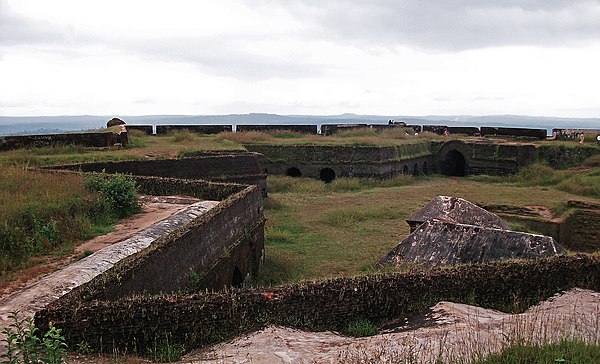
[378,220,566,267]
[406,195,508,233]
[380,195,566,267]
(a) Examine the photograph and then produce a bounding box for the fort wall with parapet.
[35,255,599,353]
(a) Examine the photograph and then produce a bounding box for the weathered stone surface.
[406,195,508,232]
[106,117,126,128]
[379,220,566,267]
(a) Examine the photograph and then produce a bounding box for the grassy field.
[253,164,599,286]
[0,168,138,278]
[0,168,99,274]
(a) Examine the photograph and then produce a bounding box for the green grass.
[468,160,600,199]
[0,168,134,275]
[221,127,452,146]
[342,319,379,337]
[254,174,588,286]
[473,340,600,364]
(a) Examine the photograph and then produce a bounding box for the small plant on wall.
[1,310,67,364]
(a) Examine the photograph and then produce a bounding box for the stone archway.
[413,163,419,176]
[232,266,244,287]
[403,165,409,175]
[320,168,336,183]
[286,167,301,177]
[423,161,429,174]
[443,150,466,176]
[437,140,471,177]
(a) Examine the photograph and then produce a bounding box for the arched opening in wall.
[320,168,336,183]
[423,161,429,174]
[286,167,301,177]
[232,266,244,287]
[403,165,409,175]
[413,163,419,176]
[443,150,466,177]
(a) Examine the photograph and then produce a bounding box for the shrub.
[1,310,67,364]
[84,173,139,218]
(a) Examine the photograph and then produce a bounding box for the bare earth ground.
[185,289,599,364]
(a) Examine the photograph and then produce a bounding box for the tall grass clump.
[0,168,138,274]
[127,129,149,148]
[473,340,600,364]
[169,130,198,143]
[512,164,567,186]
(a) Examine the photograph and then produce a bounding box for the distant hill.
[1,113,599,135]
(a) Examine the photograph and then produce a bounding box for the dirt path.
[186,288,599,364]
[0,196,218,336]
[0,195,199,300]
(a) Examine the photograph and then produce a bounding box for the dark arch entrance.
[232,266,244,287]
[412,163,419,176]
[423,161,429,174]
[403,165,409,175]
[443,150,466,176]
[320,168,336,183]
[287,167,301,177]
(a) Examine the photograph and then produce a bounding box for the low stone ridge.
[406,195,508,232]
[379,220,566,267]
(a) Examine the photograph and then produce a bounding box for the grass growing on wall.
[253,175,583,286]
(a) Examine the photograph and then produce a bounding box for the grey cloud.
[108,34,328,80]
[0,1,67,47]
[265,0,600,51]
[0,0,325,80]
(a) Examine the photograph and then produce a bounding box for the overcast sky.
[1,0,600,117]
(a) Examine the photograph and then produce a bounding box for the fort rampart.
[35,255,599,353]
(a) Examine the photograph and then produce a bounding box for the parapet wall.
[480,127,547,139]
[155,125,232,135]
[65,184,265,301]
[36,255,600,353]
[0,127,128,151]
[49,151,267,192]
[236,124,317,133]
[536,144,600,169]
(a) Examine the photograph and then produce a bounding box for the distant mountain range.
[1,113,599,135]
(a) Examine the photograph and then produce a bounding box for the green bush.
[84,173,139,218]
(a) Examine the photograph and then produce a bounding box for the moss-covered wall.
[536,144,600,169]
[431,140,537,175]
[567,209,600,252]
[0,129,128,151]
[49,152,267,192]
[244,143,432,179]
[35,255,599,354]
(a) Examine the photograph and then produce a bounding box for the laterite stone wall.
[36,255,599,354]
